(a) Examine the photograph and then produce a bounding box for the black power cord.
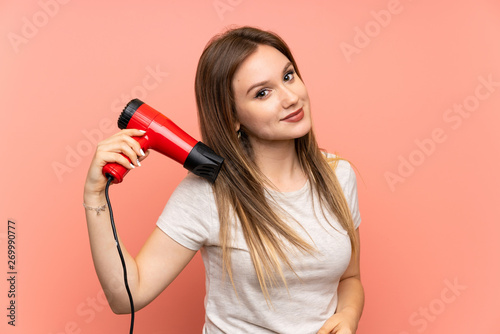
[105,174,135,334]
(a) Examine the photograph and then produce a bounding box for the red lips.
[281,108,304,122]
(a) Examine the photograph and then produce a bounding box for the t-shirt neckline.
[265,179,310,198]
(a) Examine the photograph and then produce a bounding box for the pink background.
[2,0,500,333]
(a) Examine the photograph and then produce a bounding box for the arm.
[317,227,364,334]
[84,129,196,314]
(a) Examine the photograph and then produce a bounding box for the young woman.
[84,26,364,334]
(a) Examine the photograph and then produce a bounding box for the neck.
[250,138,307,192]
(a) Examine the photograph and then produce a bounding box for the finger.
[138,149,150,162]
[97,137,144,168]
[99,129,146,157]
[317,317,339,334]
[85,150,136,192]
[103,131,147,163]
[317,329,332,334]
[99,151,139,170]
[332,329,352,334]
[119,142,143,167]
[317,326,332,334]
[120,128,147,137]
[114,130,147,159]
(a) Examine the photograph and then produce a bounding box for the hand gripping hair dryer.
[102,99,224,184]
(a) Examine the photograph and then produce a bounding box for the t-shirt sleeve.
[326,153,362,230]
[156,174,213,251]
[345,164,361,229]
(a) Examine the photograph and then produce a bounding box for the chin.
[295,119,312,138]
[289,128,311,141]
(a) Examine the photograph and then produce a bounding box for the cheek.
[244,113,275,133]
[298,82,310,102]
[238,103,275,127]
[238,110,278,139]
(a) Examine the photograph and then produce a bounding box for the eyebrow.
[245,61,293,95]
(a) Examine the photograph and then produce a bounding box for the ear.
[234,121,240,132]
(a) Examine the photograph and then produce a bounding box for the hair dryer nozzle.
[184,142,224,183]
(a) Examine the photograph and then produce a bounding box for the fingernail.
[139,130,146,133]
[136,159,141,167]
[140,149,145,156]
[130,163,135,169]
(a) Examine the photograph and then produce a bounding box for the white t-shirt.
[156,157,361,333]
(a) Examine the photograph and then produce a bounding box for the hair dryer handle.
[102,135,149,184]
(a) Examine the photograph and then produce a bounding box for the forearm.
[84,191,139,314]
[336,276,364,326]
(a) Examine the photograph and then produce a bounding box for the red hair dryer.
[102,99,224,184]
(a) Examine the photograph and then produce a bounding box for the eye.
[255,89,269,99]
[284,69,295,82]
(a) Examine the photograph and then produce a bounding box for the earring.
[237,129,241,139]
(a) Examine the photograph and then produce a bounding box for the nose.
[280,86,299,109]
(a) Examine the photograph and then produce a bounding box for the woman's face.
[232,44,311,145]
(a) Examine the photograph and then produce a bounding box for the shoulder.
[170,172,214,200]
[322,151,355,185]
[322,151,362,228]
[160,172,215,221]
[156,173,216,251]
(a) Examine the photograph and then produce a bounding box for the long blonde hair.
[195,26,357,301]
